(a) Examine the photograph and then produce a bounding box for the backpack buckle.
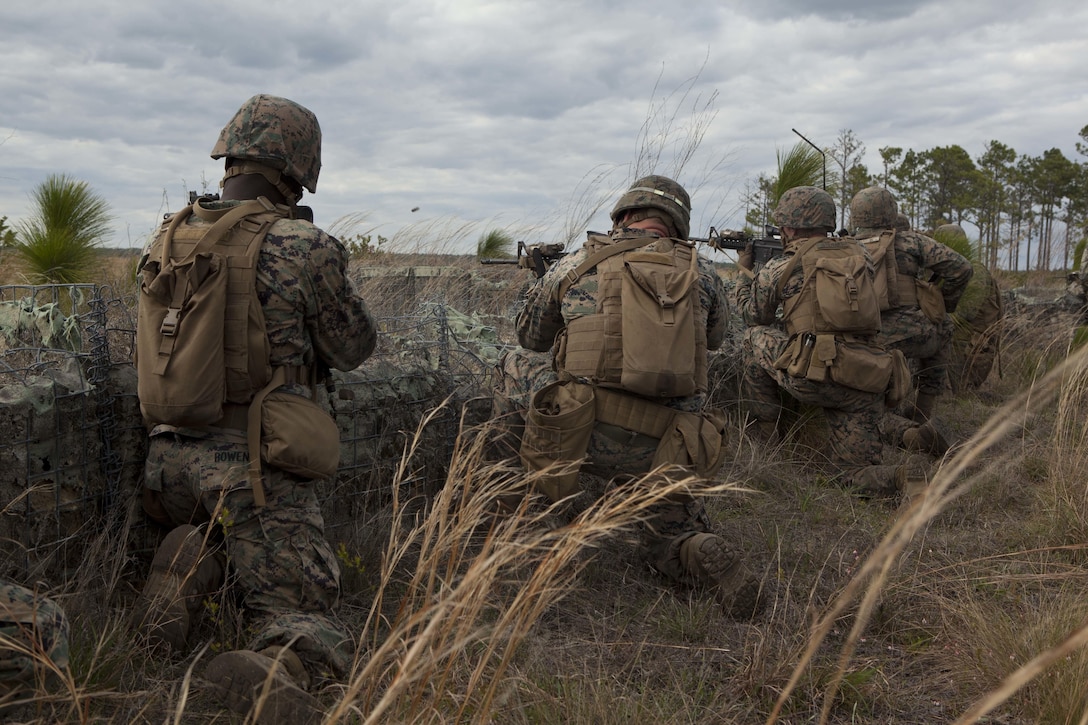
[160,308,181,336]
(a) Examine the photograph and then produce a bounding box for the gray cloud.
[1,0,1086,253]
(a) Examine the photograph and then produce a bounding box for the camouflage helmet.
[934,223,968,242]
[773,186,836,232]
[211,94,322,194]
[610,175,691,240]
[894,212,911,231]
[849,186,898,229]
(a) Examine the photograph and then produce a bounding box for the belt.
[595,421,660,449]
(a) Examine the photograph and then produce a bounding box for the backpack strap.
[153,198,286,375]
[557,235,660,301]
[775,236,825,297]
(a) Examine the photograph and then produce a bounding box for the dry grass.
[8,263,1088,723]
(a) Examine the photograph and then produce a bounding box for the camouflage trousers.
[492,348,711,581]
[143,430,352,678]
[1,581,69,689]
[875,307,953,396]
[742,326,884,485]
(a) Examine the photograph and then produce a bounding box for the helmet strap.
[221,161,301,204]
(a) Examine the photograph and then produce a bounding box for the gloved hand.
[737,242,754,271]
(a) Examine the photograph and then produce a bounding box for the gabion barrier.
[0,286,506,581]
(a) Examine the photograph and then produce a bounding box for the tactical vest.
[554,233,706,398]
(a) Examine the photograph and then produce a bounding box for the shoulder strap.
[776,236,825,296]
[158,197,282,268]
[557,235,660,301]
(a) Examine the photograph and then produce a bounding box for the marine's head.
[610,175,691,240]
[773,186,836,234]
[849,186,898,230]
[211,94,322,203]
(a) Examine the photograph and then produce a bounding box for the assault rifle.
[479,241,566,278]
[691,225,784,270]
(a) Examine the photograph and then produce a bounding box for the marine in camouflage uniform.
[849,188,973,452]
[495,176,763,619]
[735,186,909,495]
[137,95,375,721]
[1,581,69,695]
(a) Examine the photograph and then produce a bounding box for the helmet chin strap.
[221,161,301,204]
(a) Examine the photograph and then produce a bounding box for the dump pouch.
[651,408,728,478]
[885,349,912,407]
[520,380,596,502]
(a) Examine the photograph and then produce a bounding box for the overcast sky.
[2,0,1086,257]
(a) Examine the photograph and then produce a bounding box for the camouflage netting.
[0,285,506,581]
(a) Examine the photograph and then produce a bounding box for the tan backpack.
[555,234,704,398]
[774,236,906,397]
[858,231,903,311]
[136,197,287,426]
[779,236,882,337]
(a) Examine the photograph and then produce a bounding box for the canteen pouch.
[651,408,728,478]
[261,392,341,480]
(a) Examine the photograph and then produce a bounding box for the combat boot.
[748,419,781,447]
[679,533,764,620]
[907,392,938,422]
[205,648,321,725]
[848,465,900,498]
[134,524,223,651]
[901,421,950,457]
[895,455,932,512]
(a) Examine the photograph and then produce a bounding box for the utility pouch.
[806,334,838,382]
[520,380,596,502]
[777,334,816,377]
[829,341,894,394]
[261,392,341,480]
[916,278,947,323]
[651,408,728,478]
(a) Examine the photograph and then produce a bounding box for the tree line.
[744,127,1088,272]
